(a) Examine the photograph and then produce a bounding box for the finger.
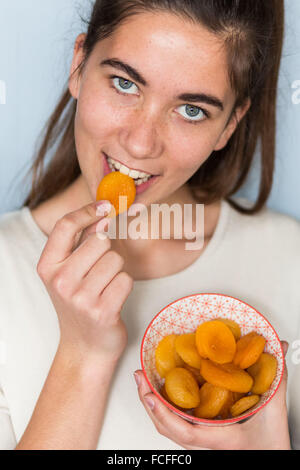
[276,340,289,395]
[135,371,245,450]
[58,233,112,288]
[76,215,112,247]
[256,339,289,420]
[281,340,289,358]
[134,370,221,449]
[79,250,125,296]
[135,370,193,444]
[98,271,134,320]
[281,340,289,383]
[39,201,112,266]
[134,370,178,435]
[279,340,289,386]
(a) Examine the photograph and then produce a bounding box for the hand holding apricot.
[37,201,134,364]
[135,341,291,450]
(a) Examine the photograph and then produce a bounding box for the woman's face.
[69,11,249,207]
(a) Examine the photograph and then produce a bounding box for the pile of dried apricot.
[155,318,278,420]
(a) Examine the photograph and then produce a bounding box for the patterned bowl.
[140,293,285,426]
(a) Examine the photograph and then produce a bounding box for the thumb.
[264,339,289,413]
[75,202,112,248]
[280,340,289,388]
[281,340,289,358]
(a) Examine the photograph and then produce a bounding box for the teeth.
[129,169,140,179]
[107,156,152,181]
[119,164,130,176]
[108,161,116,172]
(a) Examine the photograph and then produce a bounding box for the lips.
[103,152,160,178]
[101,152,159,196]
[135,174,159,195]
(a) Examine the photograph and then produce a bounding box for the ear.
[68,33,87,100]
[213,98,251,152]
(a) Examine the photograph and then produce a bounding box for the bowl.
[140,293,285,426]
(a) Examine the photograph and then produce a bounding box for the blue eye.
[177,104,208,124]
[111,76,138,95]
[109,75,209,125]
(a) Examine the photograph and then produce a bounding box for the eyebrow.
[100,58,224,111]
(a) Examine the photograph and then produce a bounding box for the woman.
[0,0,298,450]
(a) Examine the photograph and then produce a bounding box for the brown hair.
[22,0,284,214]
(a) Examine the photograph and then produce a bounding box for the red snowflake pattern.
[141,293,284,425]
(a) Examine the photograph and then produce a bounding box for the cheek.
[169,128,219,173]
[74,80,126,143]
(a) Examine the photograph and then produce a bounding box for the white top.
[0,198,299,450]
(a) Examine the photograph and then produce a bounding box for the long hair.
[22,0,285,214]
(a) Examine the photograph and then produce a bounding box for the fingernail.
[144,396,155,410]
[134,372,140,387]
[282,341,289,356]
[96,199,110,206]
[96,201,112,215]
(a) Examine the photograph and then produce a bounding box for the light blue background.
[0,0,300,218]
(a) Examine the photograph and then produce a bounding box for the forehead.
[96,11,233,106]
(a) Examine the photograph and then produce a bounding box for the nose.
[119,108,164,161]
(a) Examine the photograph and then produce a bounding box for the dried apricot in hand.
[247,353,278,395]
[183,364,206,386]
[175,333,202,369]
[218,392,246,419]
[160,385,187,412]
[200,359,253,393]
[155,335,184,378]
[165,368,200,409]
[96,172,136,217]
[194,383,231,419]
[217,318,241,341]
[218,391,235,419]
[195,320,236,364]
[234,332,266,369]
[230,394,260,417]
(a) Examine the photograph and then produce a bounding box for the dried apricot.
[230,395,260,417]
[194,383,231,419]
[175,333,202,369]
[96,172,136,217]
[155,335,184,378]
[195,320,236,364]
[183,364,206,386]
[234,332,266,369]
[233,392,246,401]
[218,392,246,419]
[200,359,253,393]
[217,318,241,340]
[218,392,235,419]
[247,353,278,395]
[160,385,187,411]
[165,368,200,409]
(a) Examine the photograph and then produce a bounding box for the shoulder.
[0,207,27,248]
[0,206,44,269]
[228,197,300,246]
[0,207,24,239]
[226,197,300,281]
